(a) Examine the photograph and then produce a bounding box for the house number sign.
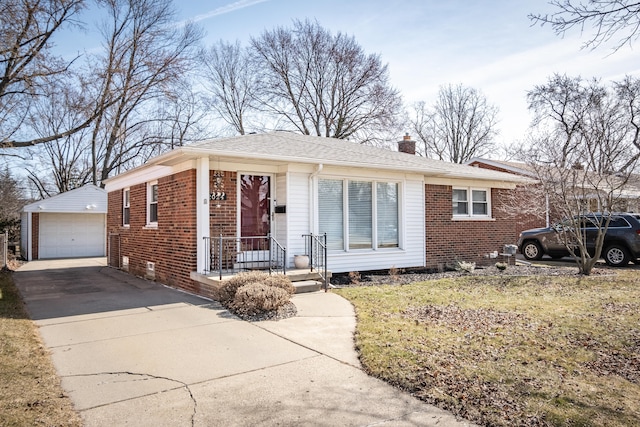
[210,192,227,201]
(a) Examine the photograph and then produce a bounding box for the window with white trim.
[147,181,158,225]
[123,188,130,226]
[452,187,491,218]
[319,179,399,251]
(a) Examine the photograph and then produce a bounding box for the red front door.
[240,174,271,237]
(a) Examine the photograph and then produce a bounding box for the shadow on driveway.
[13,258,209,321]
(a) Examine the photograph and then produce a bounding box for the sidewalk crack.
[66,371,197,426]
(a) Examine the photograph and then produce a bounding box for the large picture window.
[319,179,399,251]
[453,187,490,218]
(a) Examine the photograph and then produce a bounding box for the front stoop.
[190,268,332,296]
[292,280,322,293]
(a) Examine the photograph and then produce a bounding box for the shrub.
[495,262,508,271]
[229,283,291,316]
[218,271,294,305]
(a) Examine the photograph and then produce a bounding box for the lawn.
[0,270,81,427]
[335,269,640,426]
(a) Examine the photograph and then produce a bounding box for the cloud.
[188,0,269,24]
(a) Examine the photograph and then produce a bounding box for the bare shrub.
[230,283,291,316]
[218,271,268,303]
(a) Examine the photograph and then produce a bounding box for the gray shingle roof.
[168,132,525,183]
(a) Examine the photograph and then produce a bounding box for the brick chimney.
[398,133,416,155]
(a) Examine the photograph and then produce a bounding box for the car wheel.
[604,245,630,267]
[522,241,543,260]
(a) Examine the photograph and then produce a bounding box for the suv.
[517,213,640,266]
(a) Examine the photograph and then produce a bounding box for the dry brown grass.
[336,269,640,426]
[0,271,81,427]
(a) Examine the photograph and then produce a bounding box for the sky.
[55,0,640,148]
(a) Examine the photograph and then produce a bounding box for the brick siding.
[424,184,518,269]
[107,169,202,296]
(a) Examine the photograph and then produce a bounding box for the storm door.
[238,174,272,265]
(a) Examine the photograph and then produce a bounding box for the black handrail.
[203,234,286,279]
[303,233,328,291]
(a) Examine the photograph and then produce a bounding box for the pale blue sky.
[58,0,640,147]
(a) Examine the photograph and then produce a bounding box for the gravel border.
[330,263,613,287]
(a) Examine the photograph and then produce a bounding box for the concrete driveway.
[14,258,474,427]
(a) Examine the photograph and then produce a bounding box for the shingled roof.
[148,131,527,184]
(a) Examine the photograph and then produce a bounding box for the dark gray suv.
[517,213,640,266]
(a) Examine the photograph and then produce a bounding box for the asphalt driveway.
[14,258,474,427]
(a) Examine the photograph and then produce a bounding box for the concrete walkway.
[14,258,475,426]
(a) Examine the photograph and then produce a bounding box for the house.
[21,185,107,260]
[103,132,527,299]
[467,158,640,234]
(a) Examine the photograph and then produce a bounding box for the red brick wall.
[32,213,39,260]
[424,184,518,269]
[468,161,547,235]
[209,171,237,236]
[107,169,201,296]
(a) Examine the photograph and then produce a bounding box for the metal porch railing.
[303,233,328,291]
[203,235,286,280]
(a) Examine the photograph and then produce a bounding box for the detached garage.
[21,185,107,261]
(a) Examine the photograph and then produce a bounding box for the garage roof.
[22,185,107,214]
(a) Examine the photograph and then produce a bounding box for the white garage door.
[39,213,106,259]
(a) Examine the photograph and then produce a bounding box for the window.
[318,179,400,251]
[318,179,344,250]
[123,188,130,226]
[453,187,490,218]
[147,181,158,225]
[348,181,372,249]
[377,182,399,248]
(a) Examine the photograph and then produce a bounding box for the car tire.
[522,241,543,260]
[604,245,630,267]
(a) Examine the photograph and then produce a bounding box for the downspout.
[309,164,323,234]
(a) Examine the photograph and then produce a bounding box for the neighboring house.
[21,185,107,260]
[104,132,526,299]
[467,158,640,234]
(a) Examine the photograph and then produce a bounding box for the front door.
[240,174,271,238]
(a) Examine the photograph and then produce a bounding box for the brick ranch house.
[104,132,527,299]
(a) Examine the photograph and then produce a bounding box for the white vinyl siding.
[287,172,309,263]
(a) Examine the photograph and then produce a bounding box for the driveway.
[14,258,474,427]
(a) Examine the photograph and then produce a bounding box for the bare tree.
[249,19,403,142]
[409,84,499,163]
[0,0,93,149]
[523,74,640,274]
[26,83,93,195]
[199,40,257,135]
[0,166,25,242]
[530,1,640,52]
[86,0,202,185]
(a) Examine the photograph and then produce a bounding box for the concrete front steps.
[190,268,331,296]
[285,269,331,293]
